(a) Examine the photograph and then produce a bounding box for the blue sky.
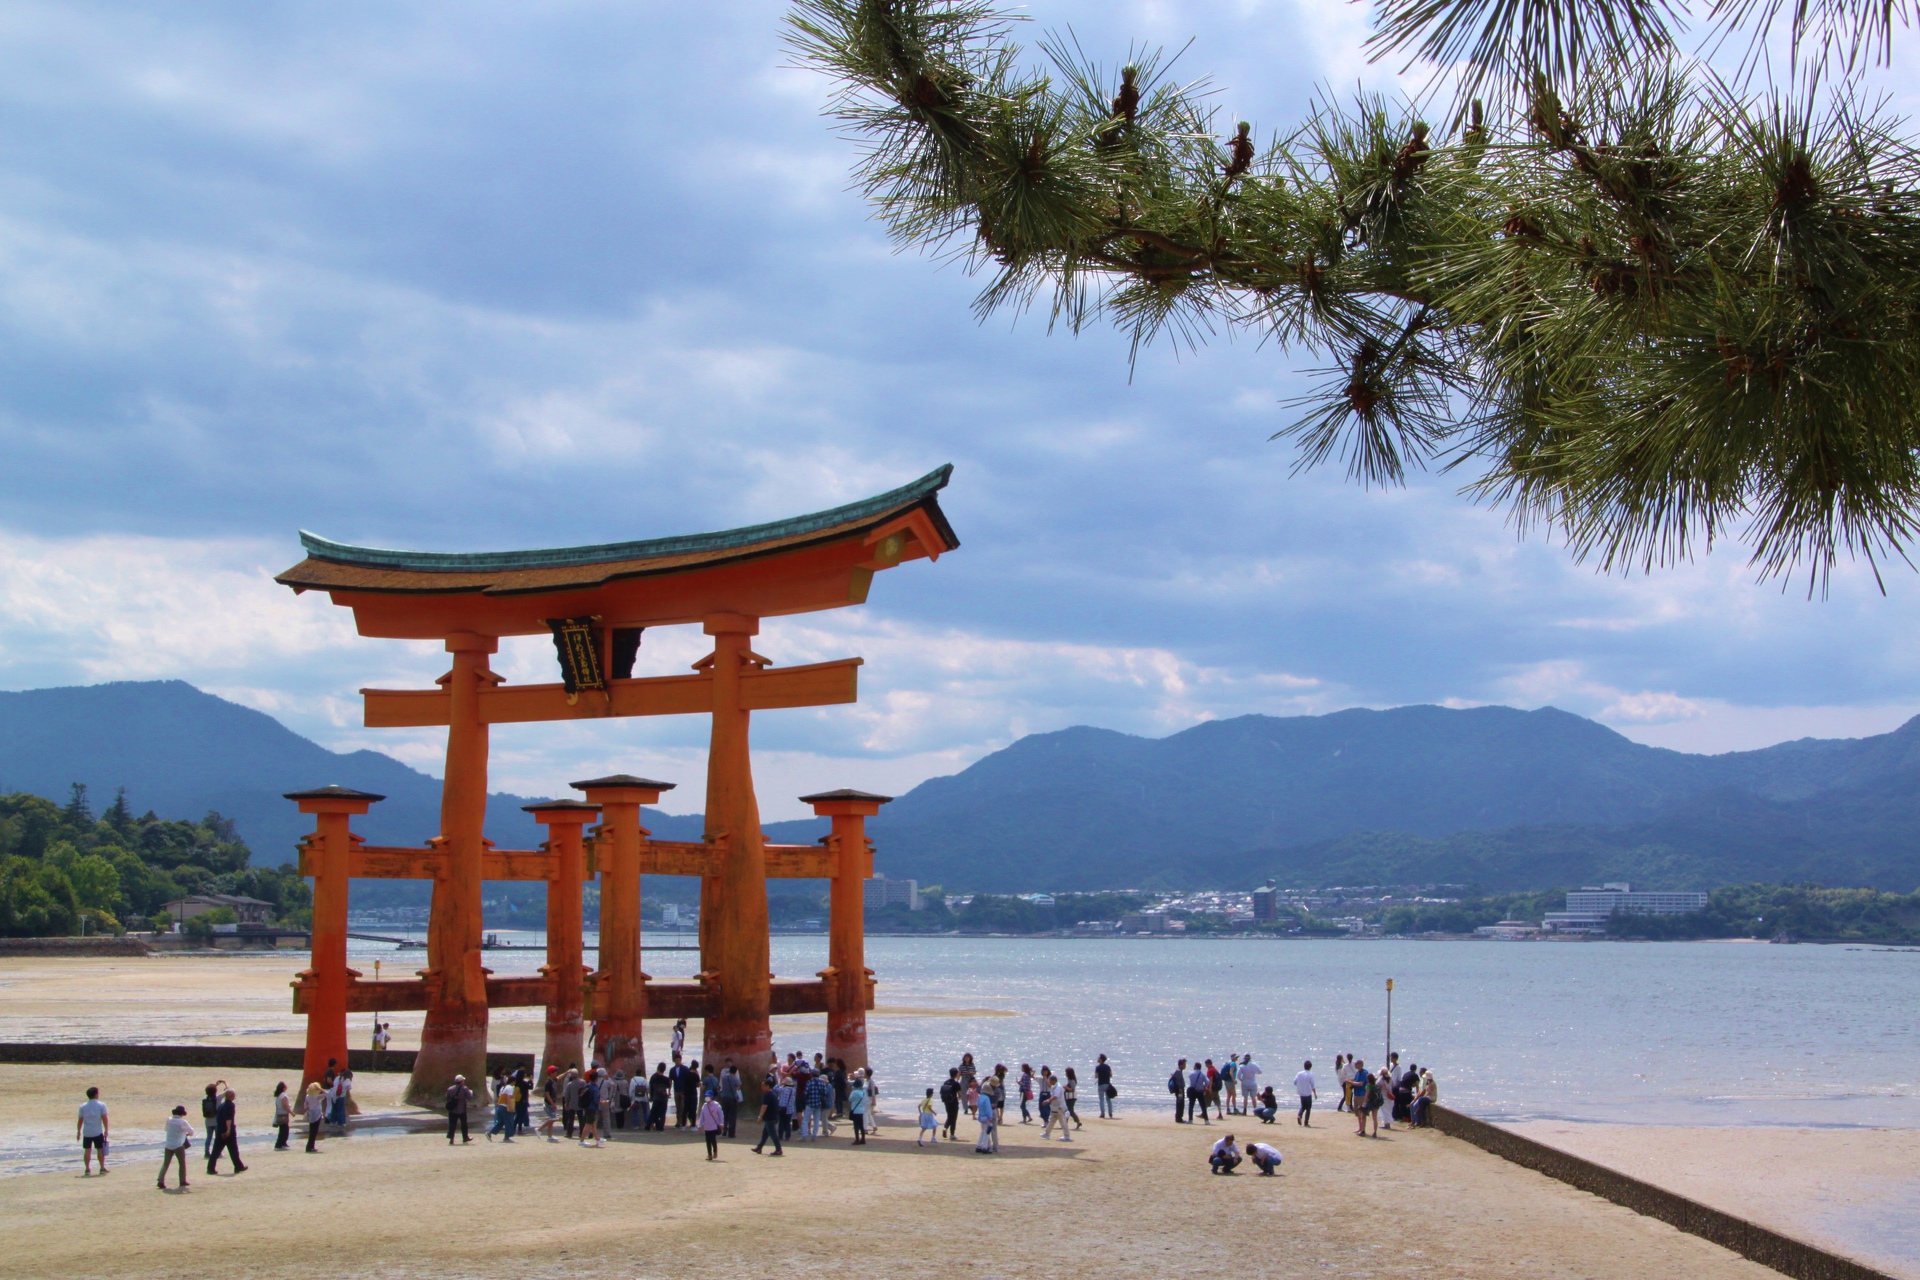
[5,1,1920,819]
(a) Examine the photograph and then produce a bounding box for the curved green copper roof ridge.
[299,463,954,572]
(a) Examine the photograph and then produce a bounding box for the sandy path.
[2,1082,1781,1280]
[1506,1122,1920,1279]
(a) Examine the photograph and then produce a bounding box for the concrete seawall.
[0,1042,535,1078]
[1431,1106,1896,1280]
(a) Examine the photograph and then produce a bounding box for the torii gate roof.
[277,464,957,639]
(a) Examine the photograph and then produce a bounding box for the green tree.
[790,0,1920,586]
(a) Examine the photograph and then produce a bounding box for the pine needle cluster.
[788,0,1920,588]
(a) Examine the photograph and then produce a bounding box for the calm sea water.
[349,933,1920,1128]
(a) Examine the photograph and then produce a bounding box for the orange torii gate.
[277,467,953,1105]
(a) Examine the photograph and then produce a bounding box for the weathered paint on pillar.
[407,632,496,1108]
[527,799,597,1076]
[700,613,773,1098]
[801,789,891,1072]
[287,786,382,1094]
[574,775,674,1079]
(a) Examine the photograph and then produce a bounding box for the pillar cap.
[800,788,892,816]
[285,785,387,802]
[572,774,674,804]
[284,784,384,815]
[571,774,675,792]
[523,799,601,820]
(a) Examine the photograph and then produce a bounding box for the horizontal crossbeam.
[294,975,870,1018]
[305,841,842,881]
[362,658,861,728]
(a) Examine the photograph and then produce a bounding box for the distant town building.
[161,894,274,925]
[1473,920,1541,939]
[661,903,679,925]
[1120,913,1169,933]
[1251,885,1279,923]
[1543,884,1710,934]
[864,875,921,912]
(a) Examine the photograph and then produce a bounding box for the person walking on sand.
[1238,1054,1262,1115]
[917,1088,940,1145]
[697,1093,724,1160]
[158,1104,192,1190]
[1222,1055,1239,1116]
[488,1074,516,1142]
[964,1075,980,1122]
[670,1017,686,1058]
[1094,1054,1114,1119]
[77,1086,110,1175]
[541,1068,561,1142]
[305,1081,328,1151]
[1018,1064,1035,1123]
[751,1073,784,1156]
[1188,1060,1211,1125]
[1064,1067,1082,1128]
[208,1088,246,1175]
[444,1075,472,1145]
[1169,1058,1188,1123]
[1336,1054,1354,1112]
[974,1086,997,1153]
[940,1069,962,1139]
[272,1081,291,1150]
[848,1075,871,1145]
[1294,1061,1318,1126]
[719,1064,742,1138]
[200,1082,219,1159]
[1042,1072,1072,1141]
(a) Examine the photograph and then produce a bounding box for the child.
[917,1087,939,1145]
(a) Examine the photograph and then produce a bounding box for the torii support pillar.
[801,789,890,1071]
[574,774,675,1078]
[407,631,497,1108]
[286,785,384,1093]
[701,613,774,1096]
[525,799,599,1076]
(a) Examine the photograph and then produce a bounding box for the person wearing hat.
[159,1104,193,1189]
[445,1074,473,1145]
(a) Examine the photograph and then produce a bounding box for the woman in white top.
[303,1081,327,1153]
[272,1082,292,1150]
[159,1105,193,1190]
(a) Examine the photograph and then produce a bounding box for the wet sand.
[1506,1121,1920,1279]
[0,954,1879,1279]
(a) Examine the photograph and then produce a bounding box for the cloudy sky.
[5,1,1920,819]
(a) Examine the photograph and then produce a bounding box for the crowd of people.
[70,1036,1438,1186]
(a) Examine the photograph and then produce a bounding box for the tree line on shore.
[0,785,309,937]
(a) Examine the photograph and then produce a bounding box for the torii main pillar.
[701,613,774,1089]
[406,631,496,1107]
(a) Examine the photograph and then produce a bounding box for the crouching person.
[1209,1134,1242,1174]
[1248,1140,1283,1175]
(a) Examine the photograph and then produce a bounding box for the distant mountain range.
[5,681,1920,895]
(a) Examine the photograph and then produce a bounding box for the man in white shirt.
[1208,1133,1242,1174]
[76,1086,109,1175]
[1238,1056,1262,1113]
[1247,1140,1283,1175]
[1041,1076,1072,1141]
[1293,1060,1318,1127]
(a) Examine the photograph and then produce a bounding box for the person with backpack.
[1168,1059,1188,1123]
[1094,1054,1115,1119]
[487,1074,516,1142]
[939,1069,963,1139]
[718,1063,742,1137]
